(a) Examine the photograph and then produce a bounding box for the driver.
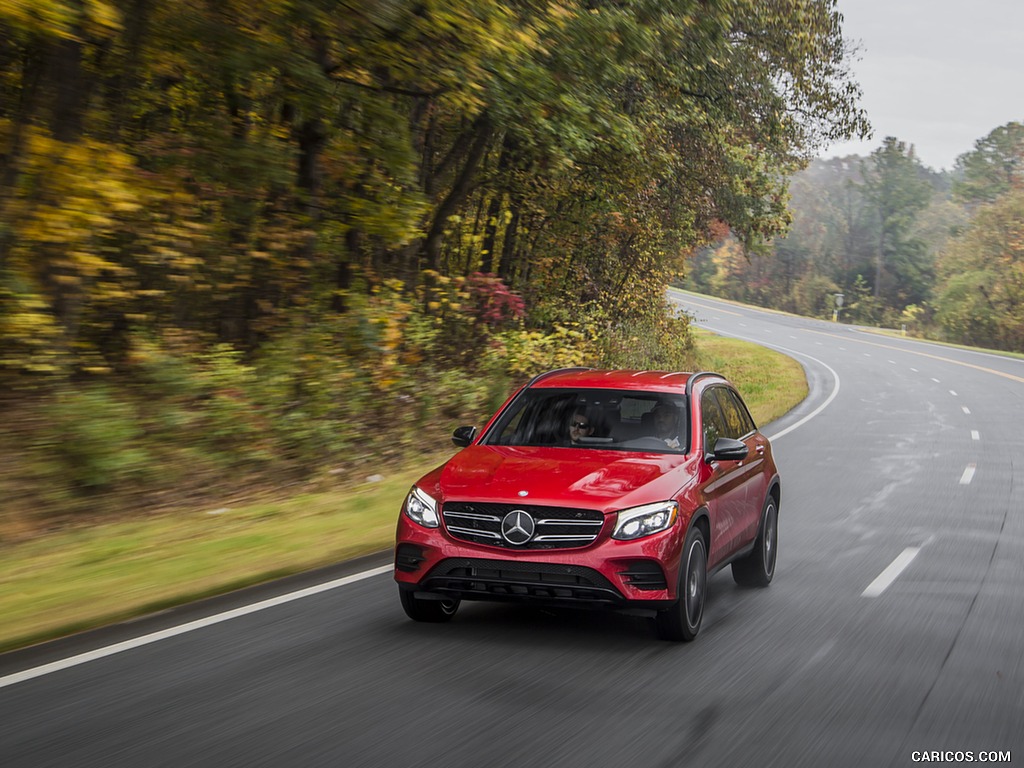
[650,403,682,449]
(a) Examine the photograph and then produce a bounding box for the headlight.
[403,486,440,528]
[612,501,678,540]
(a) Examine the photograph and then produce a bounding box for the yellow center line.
[804,329,1024,384]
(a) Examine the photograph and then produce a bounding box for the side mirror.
[706,437,748,463]
[452,425,478,447]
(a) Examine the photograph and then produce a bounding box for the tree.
[858,137,933,307]
[933,189,1024,350]
[952,122,1024,206]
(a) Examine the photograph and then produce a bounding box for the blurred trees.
[0,0,869,379]
[0,1,876,517]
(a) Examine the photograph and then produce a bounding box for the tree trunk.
[422,113,493,272]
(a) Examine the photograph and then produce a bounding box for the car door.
[712,386,769,546]
[699,387,749,565]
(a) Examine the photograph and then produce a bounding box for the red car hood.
[438,445,688,512]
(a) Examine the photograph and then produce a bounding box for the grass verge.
[0,332,805,653]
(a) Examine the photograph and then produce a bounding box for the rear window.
[482,388,688,453]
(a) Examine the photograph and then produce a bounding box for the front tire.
[399,588,460,622]
[732,495,778,588]
[655,526,707,642]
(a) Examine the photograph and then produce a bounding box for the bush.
[43,384,151,490]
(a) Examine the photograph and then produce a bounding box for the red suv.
[394,368,781,641]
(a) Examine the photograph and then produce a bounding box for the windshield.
[482,388,688,454]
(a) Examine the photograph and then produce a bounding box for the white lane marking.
[888,360,897,364]
[0,565,393,691]
[839,346,846,351]
[960,464,977,485]
[910,367,919,372]
[863,547,921,597]
[789,335,798,340]
[863,352,871,357]
[739,322,748,327]
[962,406,971,415]
[931,377,941,383]
[949,390,958,397]
[971,430,980,441]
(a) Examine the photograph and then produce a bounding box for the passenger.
[651,403,682,449]
[568,409,595,444]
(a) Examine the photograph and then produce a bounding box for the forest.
[0,0,868,525]
[686,123,1024,352]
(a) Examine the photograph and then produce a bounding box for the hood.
[438,445,688,511]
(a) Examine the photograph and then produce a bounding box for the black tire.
[655,526,707,642]
[732,494,778,588]
[399,588,460,622]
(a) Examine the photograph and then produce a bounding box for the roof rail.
[684,371,722,397]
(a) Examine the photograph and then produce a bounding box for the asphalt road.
[2,291,1021,767]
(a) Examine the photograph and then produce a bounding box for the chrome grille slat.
[444,511,502,522]
[446,526,501,539]
[534,534,597,542]
[535,519,602,526]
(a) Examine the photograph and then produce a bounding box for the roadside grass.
[0,332,805,653]
[693,328,809,425]
[0,469,434,654]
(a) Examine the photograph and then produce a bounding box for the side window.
[713,387,755,439]
[701,392,727,451]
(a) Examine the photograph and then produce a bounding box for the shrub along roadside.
[0,331,805,654]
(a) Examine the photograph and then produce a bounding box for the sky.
[817,0,1024,171]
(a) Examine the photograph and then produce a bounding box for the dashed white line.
[962,406,971,415]
[910,367,919,372]
[949,390,958,397]
[888,360,897,364]
[931,377,941,383]
[960,464,977,485]
[863,547,922,597]
[863,352,871,357]
[971,430,980,441]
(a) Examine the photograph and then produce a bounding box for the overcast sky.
[817,0,1024,171]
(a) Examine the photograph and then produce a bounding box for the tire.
[732,494,778,588]
[655,526,707,642]
[399,587,460,622]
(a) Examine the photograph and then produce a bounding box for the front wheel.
[399,588,460,622]
[732,495,778,588]
[655,526,707,642]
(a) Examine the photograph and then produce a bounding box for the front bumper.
[395,515,683,608]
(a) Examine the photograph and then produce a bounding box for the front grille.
[442,502,604,549]
[422,558,624,604]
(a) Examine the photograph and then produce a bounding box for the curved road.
[1,291,1021,767]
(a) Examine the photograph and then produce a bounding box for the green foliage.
[932,190,1024,350]
[953,122,1024,206]
[43,384,150,490]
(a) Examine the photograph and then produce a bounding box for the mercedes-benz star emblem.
[501,509,536,545]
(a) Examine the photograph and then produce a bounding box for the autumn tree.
[933,189,1024,349]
